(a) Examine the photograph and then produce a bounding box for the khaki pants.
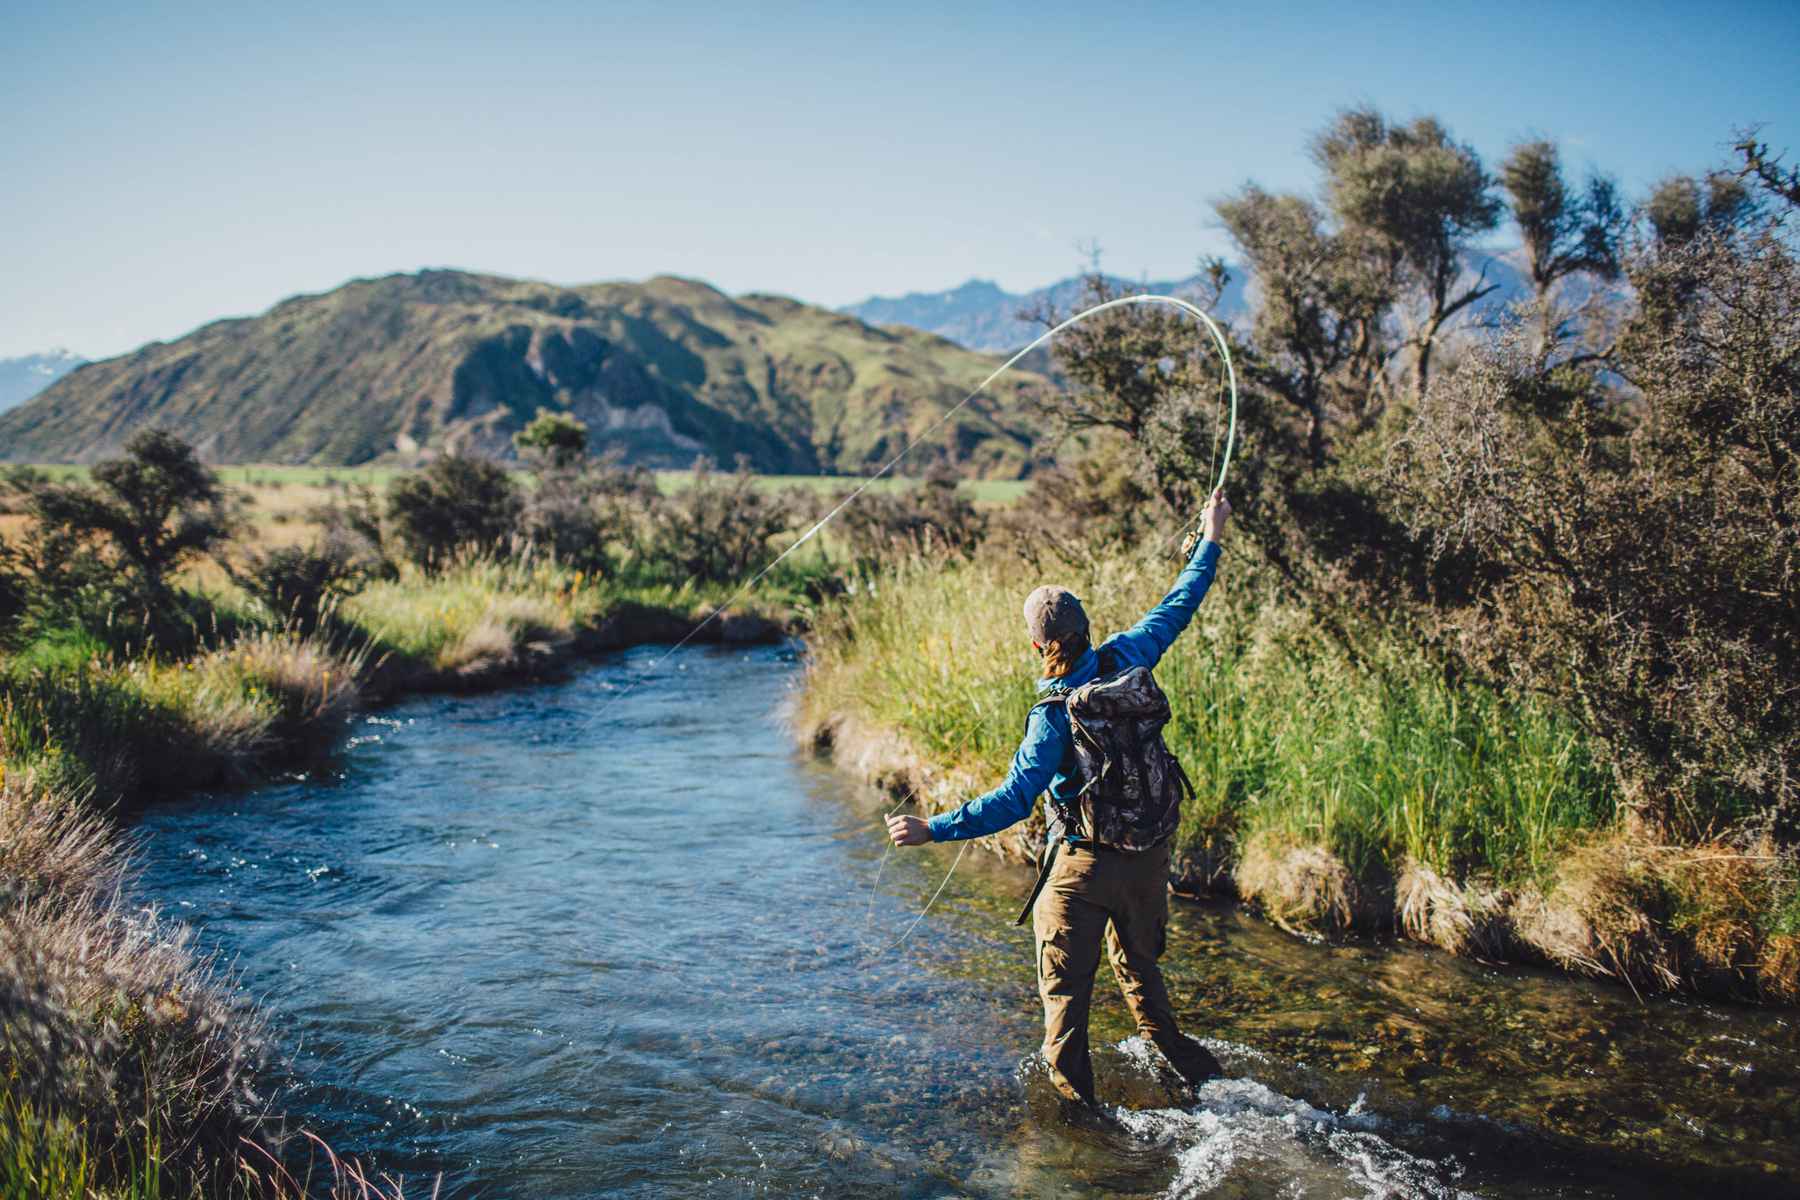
[1032,841,1216,1104]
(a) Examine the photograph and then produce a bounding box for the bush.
[513,407,589,468]
[645,458,793,585]
[515,452,657,573]
[386,455,521,570]
[13,432,237,654]
[835,471,988,565]
[994,438,1177,571]
[1392,186,1799,839]
[26,431,234,611]
[226,532,379,634]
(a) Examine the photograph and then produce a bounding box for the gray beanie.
[1023,585,1089,646]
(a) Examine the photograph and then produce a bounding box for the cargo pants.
[1031,840,1218,1105]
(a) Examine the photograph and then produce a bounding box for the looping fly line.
[572,296,1240,953]
[574,293,1239,743]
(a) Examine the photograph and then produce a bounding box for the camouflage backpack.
[1035,647,1192,852]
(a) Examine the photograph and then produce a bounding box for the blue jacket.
[926,539,1222,844]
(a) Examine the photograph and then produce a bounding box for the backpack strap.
[1026,693,1084,849]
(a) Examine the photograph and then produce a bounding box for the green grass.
[803,548,1614,888]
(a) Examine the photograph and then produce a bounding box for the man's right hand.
[886,814,933,847]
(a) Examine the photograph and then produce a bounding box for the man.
[886,488,1231,1108]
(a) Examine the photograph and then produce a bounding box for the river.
[129,643,1800,1198]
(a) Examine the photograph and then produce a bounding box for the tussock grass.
[0,772,435,1199]
[0,772,265,1195]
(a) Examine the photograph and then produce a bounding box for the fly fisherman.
[886,488,1232,1110]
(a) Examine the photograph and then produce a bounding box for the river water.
[130,644,1800,1198]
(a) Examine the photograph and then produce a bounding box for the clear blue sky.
[5,0,1796,359]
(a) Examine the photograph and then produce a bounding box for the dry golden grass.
[1512,839,1681,993]
[0,769,267,1194]
[0,767,121,900]
[1761,936,1800,1004]
[1395,857,1512,959]
[1233,831,1367,937]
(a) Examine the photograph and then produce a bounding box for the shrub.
[21,431,235,628]
[226,533,379,634]
[1392,183,1798,839]
[994,438,1177,571]
[516,452,657,573]
[645,458,793,584]
[513,407,589,468]
[836,471,988,565]
[386,455,521,570]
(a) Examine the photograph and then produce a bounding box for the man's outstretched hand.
[1202,488,1232,543]
[1181,489,1232,557]
[886,813,933,847]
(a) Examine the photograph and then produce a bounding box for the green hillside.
[0,271,1055,476]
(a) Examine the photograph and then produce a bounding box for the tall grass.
[803,548,1611,889]
[1,630,363,804]
[340,557,797,675]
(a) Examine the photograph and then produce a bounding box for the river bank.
[795,549,1800,1005]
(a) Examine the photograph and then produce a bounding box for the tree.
[1734,131,1800,207]
[1215,185,1395,467]
[1392,165,1799,837]
[1645,172,1750,245]
[25,429,235,620]
[1314,107,1502,400]
[1498,140,1626,362]
[1022,272,1238,518]
[513,408,590,468]
[386,455,522,569]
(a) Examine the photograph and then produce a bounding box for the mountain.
[842,272,1249,352]
[0,272,1056,477]
[0,350,86,414]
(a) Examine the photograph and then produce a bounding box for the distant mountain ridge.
[842,272,1249,352]
[0,350,86,414]
[0,271,1056,476]
[842,256,1545,353]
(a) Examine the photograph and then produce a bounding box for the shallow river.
[131,644,1800,1198]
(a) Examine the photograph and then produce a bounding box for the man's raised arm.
[1107,489,1232,671]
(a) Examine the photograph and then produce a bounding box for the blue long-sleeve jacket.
[926,539,1222,844]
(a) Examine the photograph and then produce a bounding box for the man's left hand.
[886,814,933,847]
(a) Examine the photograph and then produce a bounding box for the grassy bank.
[797,548,1800,1002]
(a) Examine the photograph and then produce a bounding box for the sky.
[4,0,1797,360]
